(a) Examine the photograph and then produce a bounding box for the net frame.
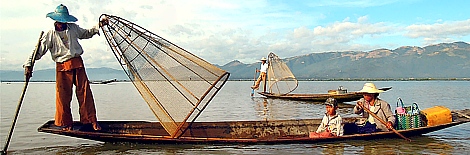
[266,52,298,95]
[99,14,230,138]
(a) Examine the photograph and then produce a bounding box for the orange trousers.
[55,57,98,127]
[253,72,266,89]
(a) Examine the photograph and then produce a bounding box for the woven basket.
[396,102,423,130]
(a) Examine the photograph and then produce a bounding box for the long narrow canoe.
[257,87,392,102]
[258,92,363,102]
[37,109,469,144]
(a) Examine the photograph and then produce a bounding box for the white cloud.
[279,16,395,54]
[405,19,470,44]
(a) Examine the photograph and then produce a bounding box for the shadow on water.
[304,136,457,155]
[8,136,457,155]
[8,143,227,154]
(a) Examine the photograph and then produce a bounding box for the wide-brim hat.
[357,83,384,94]
[46,4,77,23]
[324,97,338,107]
[260,57,267,61]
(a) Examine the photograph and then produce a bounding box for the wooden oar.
[251,68,257,97]
[358,101,411,142]
[1,31,44,155]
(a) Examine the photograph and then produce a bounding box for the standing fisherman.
[251,57,268,90]
[23,4,108,131]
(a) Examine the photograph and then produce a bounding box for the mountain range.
[219,41,470,80]
[1,42,469,82]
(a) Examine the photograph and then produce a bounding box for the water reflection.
[253,98,270,121]
[302,135,456,155]
[320,143,346,155]
[10,143,226,155]
[6,127,461,155]
[345,136,454,154]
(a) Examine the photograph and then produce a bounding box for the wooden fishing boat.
[90,78,117,84]
[258,91,362,102]
[37,109,470,144]
[258,87,392,102]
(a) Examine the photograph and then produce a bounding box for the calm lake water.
[1,81,469,154]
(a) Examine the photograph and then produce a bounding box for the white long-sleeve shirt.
[259,62,268,73]
[24,23,100,67]
[316,113,344,136]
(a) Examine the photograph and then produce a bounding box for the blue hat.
[46,4,77,23]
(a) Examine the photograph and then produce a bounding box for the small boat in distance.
[259,86,392,102]
[90,78,117,84]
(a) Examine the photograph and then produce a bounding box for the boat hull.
[37,110,470,144]
[258,92,363,102]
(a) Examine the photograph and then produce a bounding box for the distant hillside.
[2,42,469,81]
[220,42,470,79]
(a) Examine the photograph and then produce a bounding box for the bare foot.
[61,125,72,131]
[92,122,101,131]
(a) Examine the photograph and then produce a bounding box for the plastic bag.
[396,98,406,114]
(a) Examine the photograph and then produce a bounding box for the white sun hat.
[357,83,384,93]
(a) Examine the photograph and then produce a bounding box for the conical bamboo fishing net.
[99,14,230,138]
[266,52,298,95]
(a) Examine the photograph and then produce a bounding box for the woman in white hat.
[353,83,395,132]
[251,57,268,90]
[23,4,108,131]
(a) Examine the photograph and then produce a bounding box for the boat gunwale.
[258,92,363,102]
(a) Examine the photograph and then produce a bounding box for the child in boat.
[310,98,344,138]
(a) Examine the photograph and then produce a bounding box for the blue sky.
[1,0,469,71]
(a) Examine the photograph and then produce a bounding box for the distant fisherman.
[251,57,268,90]
[23,4,109,131]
